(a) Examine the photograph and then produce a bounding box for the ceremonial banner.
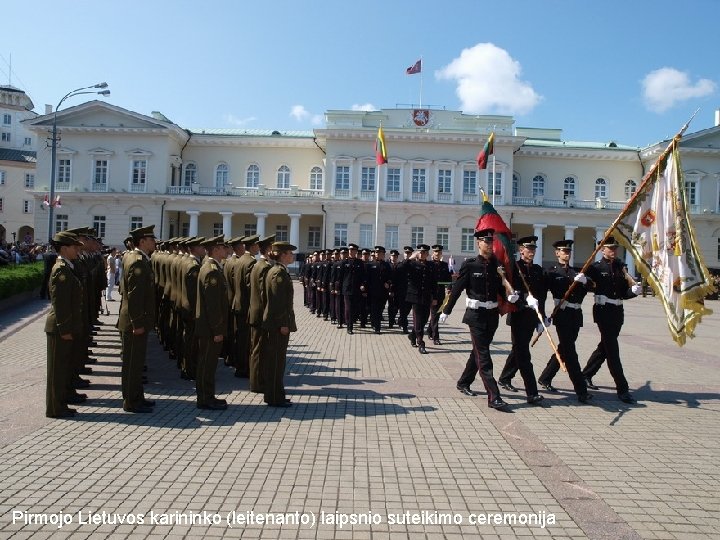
[375,126,388,165]
[475,191,516,315]
[615,143,715,345]
[406,59,421,75]
[477,132,494,170]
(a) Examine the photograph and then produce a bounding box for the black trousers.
[369,294,388,331]
[409,304,431,345]
[457,310,501,403]
[582,305,629,395]
[499,309,539,397]
[335,294,345,325]
[344,294,360,330]
[538,322,588,396]
[398,300,412,331]
[427,303,441,341]
[387,294,399,326]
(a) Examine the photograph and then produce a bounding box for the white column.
[254,212,268,237]
[564,225,578,266]
[595,226,606,261]
[288,213,301,248]
[533,223,547,265]
[220,211,233,238]
[187,210,200,237]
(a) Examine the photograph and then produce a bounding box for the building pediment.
[125,148,153,158]
[87,147,115,156]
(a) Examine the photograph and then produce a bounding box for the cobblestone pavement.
[0,286,718,539]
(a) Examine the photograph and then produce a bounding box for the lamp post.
[47,82,111,242]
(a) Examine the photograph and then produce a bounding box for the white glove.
[507,292,520,304]
[574,272,587,284]
[536,322,545,334]
[526,294,539,310]
[631,284,642,295]
[544,317,552,327]
[439,313,448,324]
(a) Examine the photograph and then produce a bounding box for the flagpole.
[375,163,381,246]
[419,55,423,108]
[491,155,496,206]
[544,115,696,323]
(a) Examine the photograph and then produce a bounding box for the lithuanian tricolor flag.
[375,126,388,165]
[477,132,495,170]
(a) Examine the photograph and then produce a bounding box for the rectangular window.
[24,173,35,188]
[244,224,257,237]
[461,228,475,252]
[310,168,323,191]
[1,132,9,142]
[437,169,452,193]
[94,160,108,184]
[93,216,106,239]
[0,170,5,185]
[58,159,71,184]
[130,216,143,230]
[24,137,32,146]
[275,224,288,242]
[361,167,376,192]
[212,222,223,237]
[334,223,348,247]
[308,226,321,249]
[23,200,32,213]
[132,160,147,184]
[386,168,401,193]
[411,168,426,193]
[181,222,190,237]
[2,114,10,125]
[685,181,697,206]
[359,224,373,248]
[488,171,502,198]
[436,227,449,248]
[55,214,69,234]
[463,170,477,194]
[411,226,424,246]
[0,197,3,212]
[385,225,399,250]
[335,165,350,191]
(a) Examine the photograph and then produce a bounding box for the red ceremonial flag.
[477,132,495,170]
[42,194,50,207]
[375,126,388,165]
[406,59,421,75]
[475,192,516,315]
[54,195,62,208]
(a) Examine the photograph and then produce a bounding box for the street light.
[47,82,111,242]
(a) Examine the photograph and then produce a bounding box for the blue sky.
[3,0,718,147]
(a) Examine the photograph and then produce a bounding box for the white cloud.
[351,103,377,112]
[311,114,324,126]
[436,43,541,115]
[290,105,310,121]
[224,114,256,126]
[642,67,716,113]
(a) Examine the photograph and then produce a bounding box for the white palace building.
[19,100,720,272]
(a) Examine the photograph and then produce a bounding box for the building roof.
[0,148,37,164]
[521,138,638,151]
[188,128,314,138]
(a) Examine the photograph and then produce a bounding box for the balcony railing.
[437,192,453,203]
[129,183,147,193]
[334,188,351,199]
[55,182,71,192]
[91,182,108,192]
[462,193,479,204]
[167,186,193,195]
[410,191,428,202]
[359,190,376,201]
[385,191,401,201]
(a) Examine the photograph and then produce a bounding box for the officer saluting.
[427,244,452,345]
[194,235,230,410]
[45,231,85,418]
[405,244,440,354]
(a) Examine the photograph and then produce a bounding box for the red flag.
[54,195,62,208]
[42,194,50,207]
[475,192,516,315]
[406,59,421,75]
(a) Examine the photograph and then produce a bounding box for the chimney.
[45,104,53,115]
[716,108,720,127]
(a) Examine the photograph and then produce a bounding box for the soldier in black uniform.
[396,246,414,333]
[358,248,372,327]
[580,236,642,404]
[386,249,401,328]
[308,251,320,314]
[333,247,348,328]
[405,244,440,354]
[439,228,517,409]
[427,244,452,345]
[315,250,330,319]
[497,236,546,405]
[339,244,365,334]
[535,239,592,402]
[365,246,393,334]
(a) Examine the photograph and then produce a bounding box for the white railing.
[55,182,71,192]
[410,191,428,202]
[544,198,567,208]
[359,190,376,201]
[511,196,537,206]
[462,193,479,204]
[129,183,147,193]
[91,183,108,192]
[167,186,193,195]
[334,188,351,199]
[573,199,596,209]
[437,192,453,203]
[385,191,401,201]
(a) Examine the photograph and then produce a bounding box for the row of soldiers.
[299,243,452,352]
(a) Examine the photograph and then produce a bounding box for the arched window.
[277,165,290,189]
[563,176,576,199]
[532,174,545,197]
[595,177,607,199]
[215,163,229,189]
[183,163,197,187]
[624,179,637,199]
[310,166,323,191]
[246,164,259,188]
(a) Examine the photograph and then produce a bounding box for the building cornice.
[188,135,318,149]
[316,128,522,148]
[516,147,639,161]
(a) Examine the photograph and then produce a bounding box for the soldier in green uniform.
[248,235,276,393]
[224,237,245,370]
[180,237,205,380]
[263,241,297,407]
[45,231,85,418]
[234,235,260,378]
[118,225,157,413]
[195,235,230,410]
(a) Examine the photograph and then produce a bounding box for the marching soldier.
[427,244,452,345]
[358,248,372,327]
[45,231,85,418]
[365,246,392,334]
[580,236,642,404]
[333,247,348,328]
[234,235,260,378]
[439,228,516,409]
[387,249,401,328]
[194,235,229,410]
[262,241,298,407]
[405,244,440,354]
[118,225,157,413]
[396,246,414,333]
[339,243,365,335]
[497,236,547,405]
[535,239,592,402]
[248,235,276,393]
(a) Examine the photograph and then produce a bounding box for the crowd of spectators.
[0,241,48,266]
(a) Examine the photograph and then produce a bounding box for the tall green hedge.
[0,262,44,301]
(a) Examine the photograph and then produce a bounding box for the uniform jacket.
[365,260,392,297]
[45,257,84,336]
[248,257,274,326]
[405,259,440,306]
[195,257,229,337]
[118,249,156,332]
[181,255,202,321]
[545,262,588,327]
[339,258,366,296]
[235,252,257,315]
[443,255,505,325]
[262,263,297,331]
